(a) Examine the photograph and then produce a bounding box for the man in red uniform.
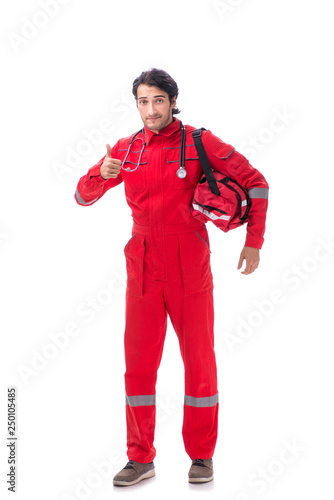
[75,68,269,486]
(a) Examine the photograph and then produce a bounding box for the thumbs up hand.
[100,144,122,179]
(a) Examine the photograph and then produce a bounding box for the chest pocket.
[165,144,202,190]
[118,147,148,192]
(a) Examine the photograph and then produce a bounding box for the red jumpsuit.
[75,117,269,462]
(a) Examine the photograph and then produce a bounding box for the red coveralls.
[75,117,269,462]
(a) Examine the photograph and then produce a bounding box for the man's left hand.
[237,246,260,275]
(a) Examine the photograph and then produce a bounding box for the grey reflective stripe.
[193,203,231,221]
[248,188,269,199]
[218,148,235,159]
[184,393,219,407]
[75,188,99,206]
[126,395,156,407]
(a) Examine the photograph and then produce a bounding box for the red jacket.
[75,117,269,249]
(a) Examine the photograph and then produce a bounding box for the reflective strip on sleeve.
[75,188,99,206]
[126,395,156,407]
[248,188,269,199]
[184,393,219,407]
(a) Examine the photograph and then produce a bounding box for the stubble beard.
[144,108,173,133]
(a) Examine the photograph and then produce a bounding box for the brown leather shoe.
[113,460,155,486]
[188,458,214,483]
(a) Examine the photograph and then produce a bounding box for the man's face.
[136,84,177,133]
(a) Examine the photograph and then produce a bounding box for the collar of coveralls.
[142,116,181,146]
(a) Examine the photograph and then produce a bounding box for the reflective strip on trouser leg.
[183,393,219,460]
[184,393,219,407]
[125,393,157,463]
[126,394,156,406]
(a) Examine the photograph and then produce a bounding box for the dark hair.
[132,68,181,115]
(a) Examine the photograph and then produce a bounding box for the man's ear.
[171,96,177,108]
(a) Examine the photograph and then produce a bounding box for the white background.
[1,0,334,499]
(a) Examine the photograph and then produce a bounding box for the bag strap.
[192,128,221,196]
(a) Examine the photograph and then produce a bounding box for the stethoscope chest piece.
[176,167,187,178]
[175,122,187,179]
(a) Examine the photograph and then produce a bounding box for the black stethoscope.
[121,121,187,178]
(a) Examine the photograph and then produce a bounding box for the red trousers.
[123,220,218,462]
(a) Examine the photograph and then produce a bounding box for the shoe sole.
[189,474,214,483]
[113,469,155,486]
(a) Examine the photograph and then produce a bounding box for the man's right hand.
[100,144,122,179]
